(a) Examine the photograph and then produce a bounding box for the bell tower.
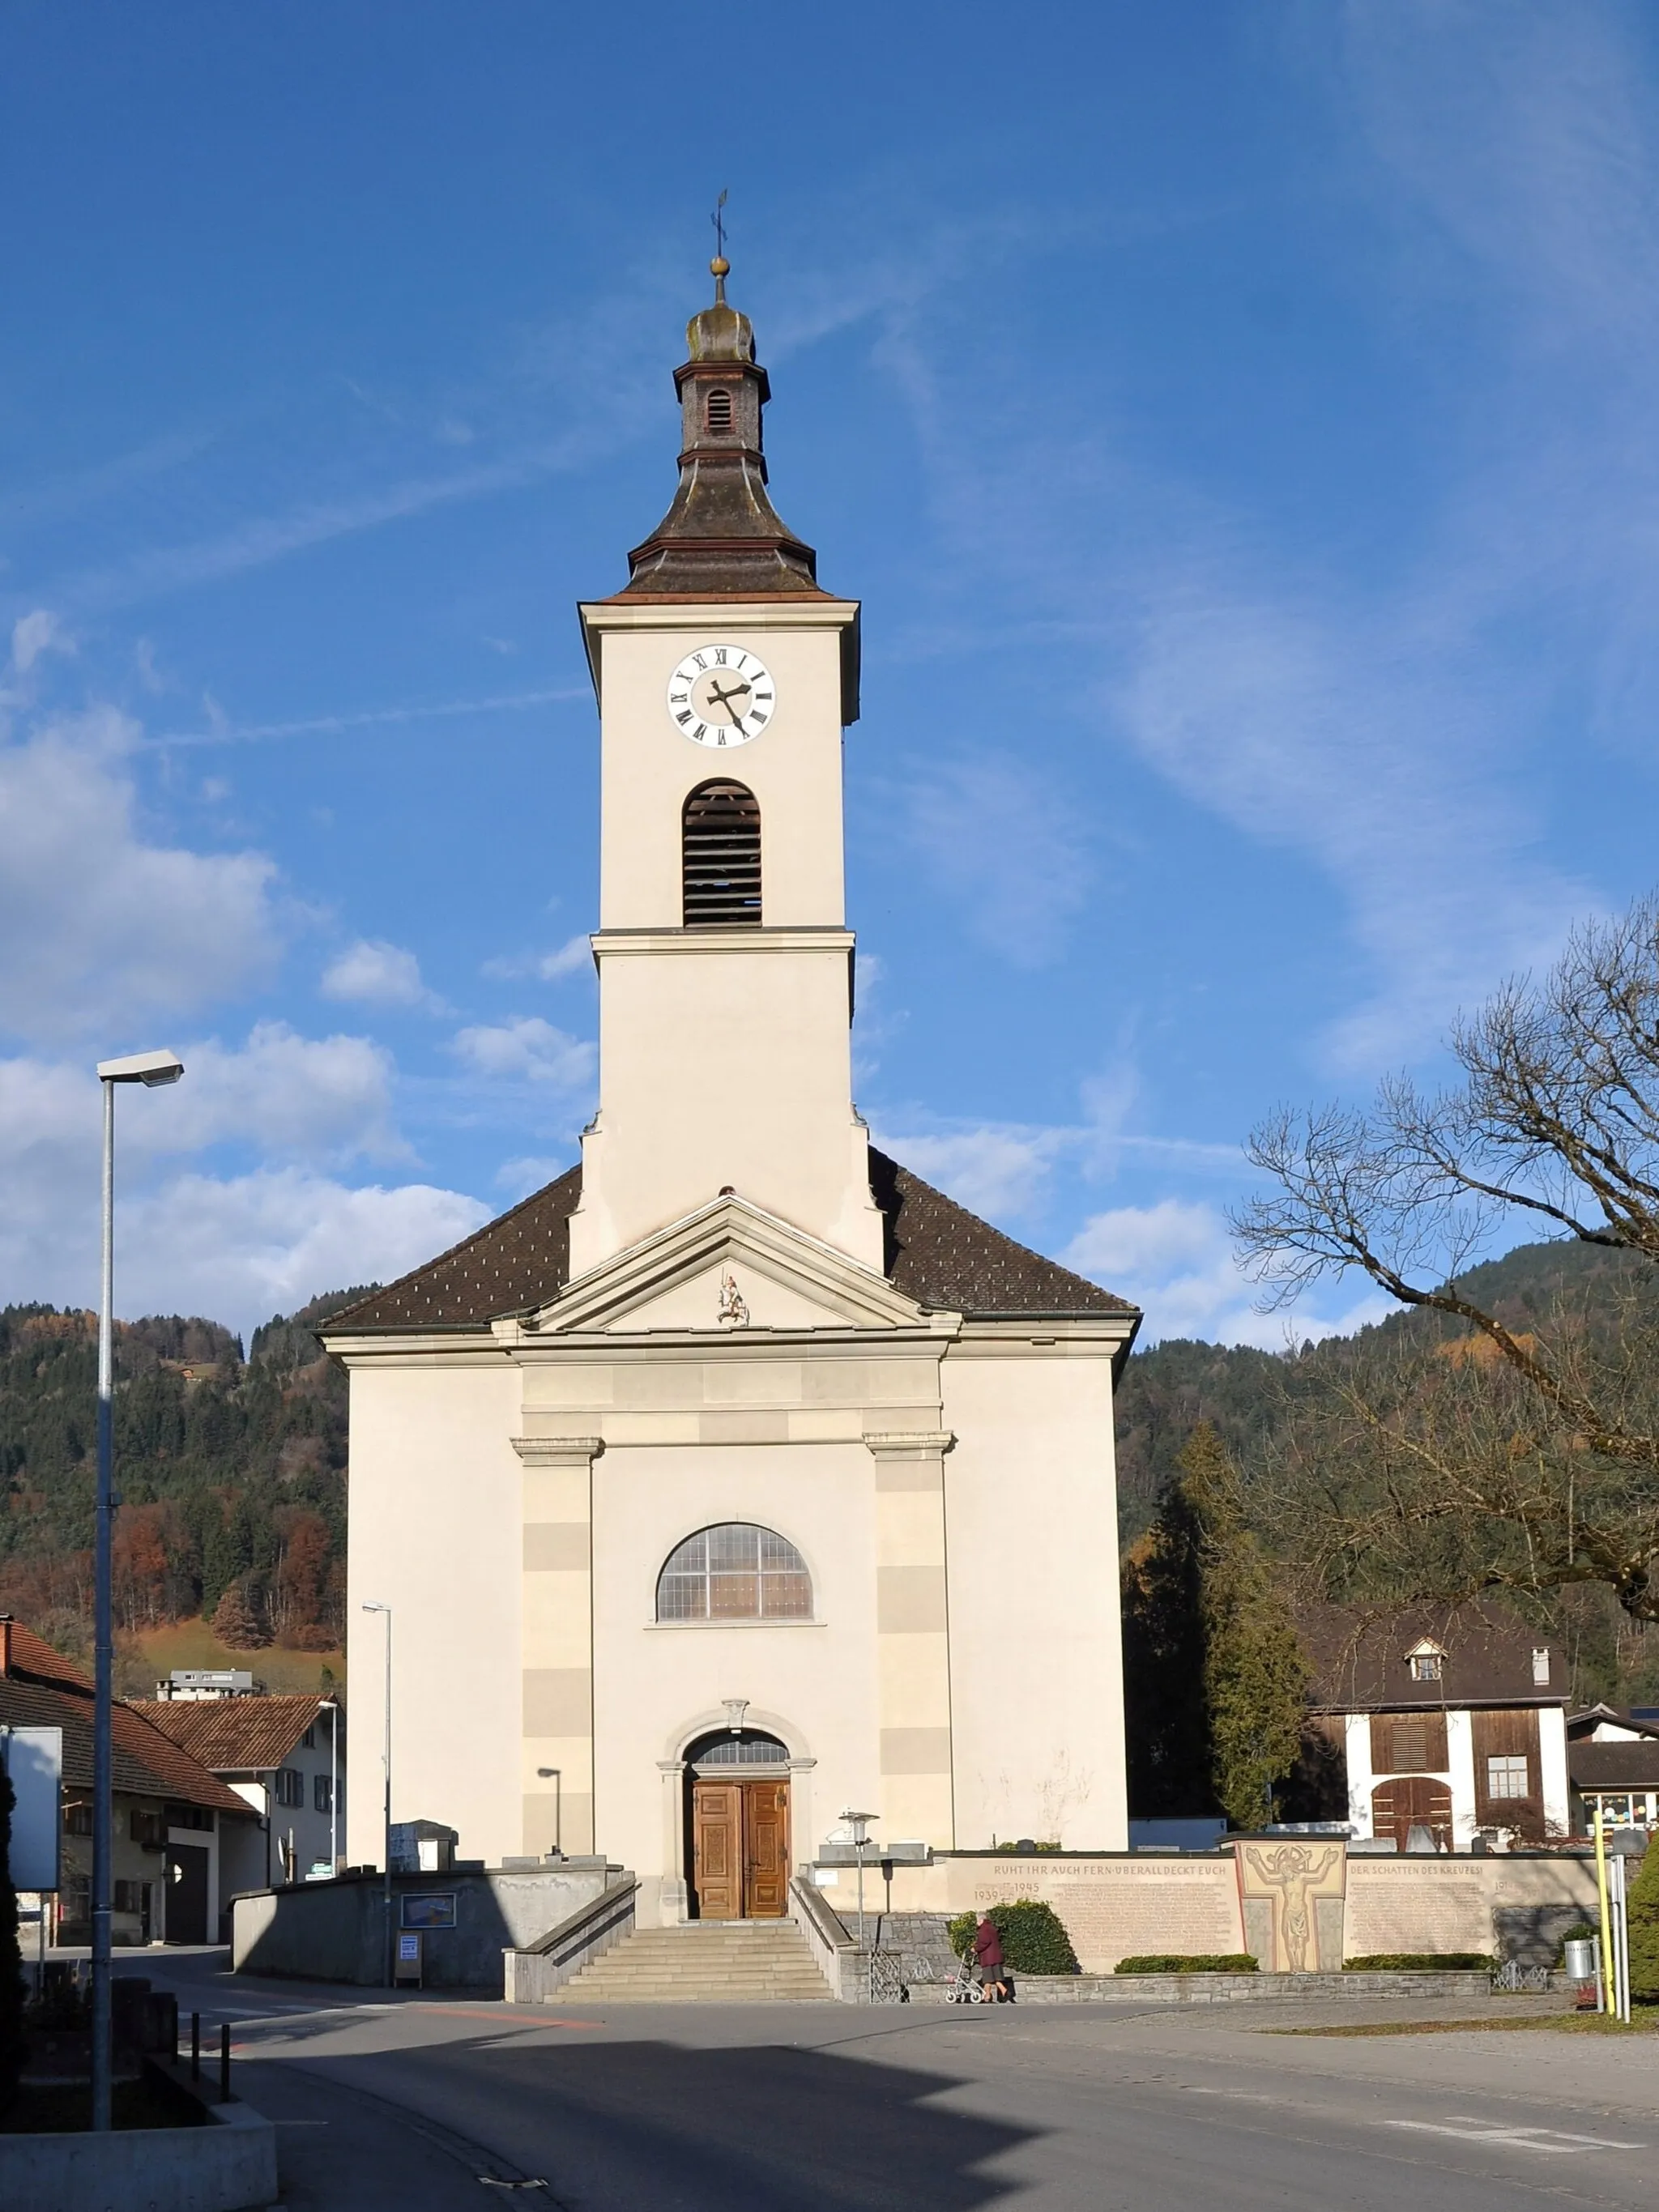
[566,258,883,1278]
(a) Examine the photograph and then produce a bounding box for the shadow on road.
[305,2027,1040,2210]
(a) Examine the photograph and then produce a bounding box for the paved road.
[144,1950,1653,2211]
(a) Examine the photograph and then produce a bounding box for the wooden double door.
[692,1777,790,1919]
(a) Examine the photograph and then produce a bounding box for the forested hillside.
[4,1234,1656,1711]
[1117,1236,1659,1710]
[0,1289,373,1665]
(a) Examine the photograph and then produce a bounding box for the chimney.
[0,1614,12,1677]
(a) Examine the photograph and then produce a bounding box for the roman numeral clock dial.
[665,646,776,747]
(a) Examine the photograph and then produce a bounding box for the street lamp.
[361,1603,393,1985]
[92,1047,184,2133]
[840,1808,878,1952]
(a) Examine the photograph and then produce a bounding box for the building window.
[302,1723,317,1750]
[165,1802,213,1831]
[63,1801,92,1837]
[314,1775,334,1813]
[271,1767,305,1809]
[130,1809,166,1848]
[1409,1652,1443,1681]
[706,387,733,432]
[656,1524,812,1622]
[683,780,761,927]
[1486,1754,1529,1799]
[113,1879,147,1916]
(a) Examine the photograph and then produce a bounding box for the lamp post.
[361,1603,393,1984]
[840,1808,877,1953]
[92,1048,184,2133]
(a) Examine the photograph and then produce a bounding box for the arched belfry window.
[683,780,761,927]
[656,1524,812,1621]
[706,386,733,433]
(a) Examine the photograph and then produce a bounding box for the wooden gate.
[691,1777,790,1918]
[1371,1775,1453,1852]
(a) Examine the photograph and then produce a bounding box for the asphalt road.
[144,1950,1654,2211]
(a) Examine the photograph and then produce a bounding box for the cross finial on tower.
[710,188,730,304]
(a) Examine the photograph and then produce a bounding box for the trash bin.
[1563,1936,1600,2008]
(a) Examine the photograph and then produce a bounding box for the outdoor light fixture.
[91,1048,185,2133]
[839,1809,880,1950]
[535,1767,563,1856]
[361,1602,394,1984]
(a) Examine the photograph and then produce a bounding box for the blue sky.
[4,0,1657,1346]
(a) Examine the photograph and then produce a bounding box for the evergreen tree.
[1627,1839,1659,2003]
[1182,1424,1310,1830]
[1120,1477,1213,1817]
[1123,1424,1310,1828]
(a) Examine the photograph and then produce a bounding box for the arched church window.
[656,1524,812,1621]
[683,780,761,927]
[706,387,733,432]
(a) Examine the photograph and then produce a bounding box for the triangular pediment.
[508,1195,937,1338]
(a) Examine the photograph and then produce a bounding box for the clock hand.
[706,676,753,724]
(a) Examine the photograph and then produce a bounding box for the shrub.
[1342,1953,1491,1972]
[1628,1843,1659,2003]
[1114,1954,1258,1975]
[946,1900,1080,1975]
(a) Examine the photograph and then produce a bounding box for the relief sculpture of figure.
[1249,1843,1340,1973]
[717,1270,749,1328]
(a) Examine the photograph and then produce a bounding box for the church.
[326,257,1140,1924]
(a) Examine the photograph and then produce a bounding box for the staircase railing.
[789,1874,864,2003]
[503,1871,638,2004]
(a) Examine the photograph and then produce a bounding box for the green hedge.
[1629,1844,1658,2003]
[1343,1953,1492,1972]
[946,1901,1080,1975]
[1114,1954,1259,1975]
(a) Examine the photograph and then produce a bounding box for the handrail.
[504,1871,638,2002]
[522,1872,638,1960]
[789,1873,861,2001]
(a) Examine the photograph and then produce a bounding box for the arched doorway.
[1371,1776,1453,1852]
[684,1729,791,1919]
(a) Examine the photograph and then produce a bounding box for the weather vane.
[710,187,729,302]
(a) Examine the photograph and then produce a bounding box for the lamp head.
[97,1048,185,1087]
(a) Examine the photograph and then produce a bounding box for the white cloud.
[481,935,591,983]
[1063,1198,1388,1349]
[0,706,279,1042]
[163,1024,406,1163]
[450,1016,595,1089]
[321,938,443,1012]
[10,609,73,676]
[116,1169,489,1341]
[872,1120,1066,1221]
[495,1155,569,1200]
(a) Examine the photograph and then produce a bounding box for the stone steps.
[548,1920,834,2003]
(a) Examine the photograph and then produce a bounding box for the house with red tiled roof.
[130,1692,345,1890]
[0,1614,258,1945]
[321,267,1142,1916]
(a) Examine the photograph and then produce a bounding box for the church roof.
[326,1150,1134,1335]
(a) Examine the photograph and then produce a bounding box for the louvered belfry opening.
[706,386,733,433]
[683,779,761,927]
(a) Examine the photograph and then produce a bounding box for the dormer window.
[706,387,733,433]
[1407,1643,1444,1681]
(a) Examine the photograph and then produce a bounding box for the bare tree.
[1235,897,1659,1625]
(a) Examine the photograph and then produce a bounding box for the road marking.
[1388,2120,1644,2154]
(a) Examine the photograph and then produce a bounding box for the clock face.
[666,646,775,747]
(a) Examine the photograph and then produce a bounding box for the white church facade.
[327,261,1139,1924]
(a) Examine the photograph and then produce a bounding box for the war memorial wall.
[823,1843,1605,1971]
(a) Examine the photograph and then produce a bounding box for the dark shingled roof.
[1301,1604,1567,1713]
[327,1149,1133,1335]
[1569,1741,1659,1790]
